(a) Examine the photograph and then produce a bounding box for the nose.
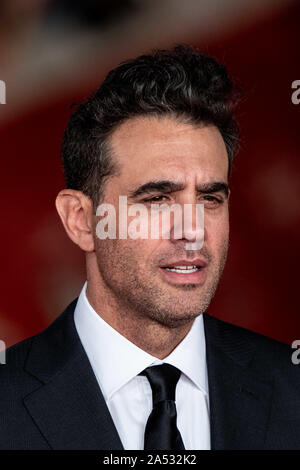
[184,203,204,250]
[171,202,204,251]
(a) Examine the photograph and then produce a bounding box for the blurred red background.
[0,0,299,347]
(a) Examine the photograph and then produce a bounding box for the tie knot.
[139,364,181,405]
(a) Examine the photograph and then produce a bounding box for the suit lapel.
[23,299,275,450]
[23,300,123,450]
[203,313,274,450]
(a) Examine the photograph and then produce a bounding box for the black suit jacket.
[1,299,300,450]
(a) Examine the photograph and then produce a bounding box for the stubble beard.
[95,239,229,329]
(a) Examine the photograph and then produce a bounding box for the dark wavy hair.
[62,45,241,207]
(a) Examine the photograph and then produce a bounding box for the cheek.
[96,237,150,273]
[205,211,229,248]
[121,238,163,268]
[94,238,132,286]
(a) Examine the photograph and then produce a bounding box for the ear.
[55,189,94,252]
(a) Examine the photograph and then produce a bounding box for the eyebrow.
[128,180,229,199]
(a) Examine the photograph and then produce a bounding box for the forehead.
[109,115,228,185]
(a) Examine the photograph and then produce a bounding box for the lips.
[160,258,207,269]
[163,266,200,273]
[159,258,208,285]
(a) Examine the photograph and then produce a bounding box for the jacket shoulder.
[203,312,297,380]
[0,298,78,378]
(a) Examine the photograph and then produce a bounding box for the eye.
[145,195,169,203]
[201,195,223,206]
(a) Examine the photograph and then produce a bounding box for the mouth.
[159,259,207,285]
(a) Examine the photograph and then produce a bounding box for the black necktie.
[139,363,185,450]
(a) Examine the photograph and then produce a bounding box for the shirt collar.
[74,282,208,401]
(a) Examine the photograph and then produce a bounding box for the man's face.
[93,115,229,328]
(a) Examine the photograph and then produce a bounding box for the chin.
[156,313,201,329]
[149,304,205,328]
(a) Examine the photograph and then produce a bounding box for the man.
[1,45,299,450]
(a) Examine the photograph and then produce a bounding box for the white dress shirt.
[74,282,211,450]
